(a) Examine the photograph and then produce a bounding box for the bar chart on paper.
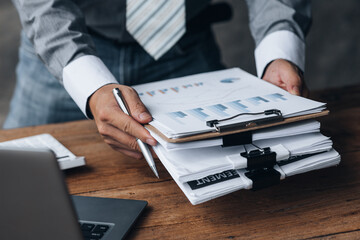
[186,108,209,121]
[132,68,326,138]
[163,93,288,126]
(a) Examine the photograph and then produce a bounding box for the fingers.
[284,69,302,96]
[89,84,158,159]
[262,59,306,96]
[102,124,158,159]
[109,86,156,144]
[106,128,158,159]
[99,123,141,150]
[120,86,153,124]
[107,107,156,146]
[99,116,158,158]
[94,84,156,145]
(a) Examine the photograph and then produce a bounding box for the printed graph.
[207,104,229,117]
[137,82,204,97]
[227,100,249,113]
[246,96,269,106]
[167,111,187,124]
[220,78,241,83]
[186,108,209,120]
[164,92,287,126]
[265,93,287,101]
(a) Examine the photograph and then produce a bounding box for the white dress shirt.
[63,30,305,118]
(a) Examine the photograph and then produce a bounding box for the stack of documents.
[150,123,340,205]
[132,68,340,205]
[133,68,326,139]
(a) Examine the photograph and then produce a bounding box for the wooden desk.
[1,85,360,239]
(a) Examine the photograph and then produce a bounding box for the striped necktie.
[126,0,186,60]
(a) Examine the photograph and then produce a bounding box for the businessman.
[5,0,311,159]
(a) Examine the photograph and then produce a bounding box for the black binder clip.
[206,109,283,132]
[240,145,277,170]
[222,131,253,147]
[245,168,281,190]
[241,144,281,190]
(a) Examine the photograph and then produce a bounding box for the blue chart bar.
[167,111,187,124]
[207,104,229,117]
[266,93,287,101]
[187,108,209,121]
[247,96,269,106]
[220,78,240,83]
[227,100,249,113]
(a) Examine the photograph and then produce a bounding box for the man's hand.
[89,83,157,159]
[262,59,308,97]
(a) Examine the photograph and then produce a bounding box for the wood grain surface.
[1,85,359,239]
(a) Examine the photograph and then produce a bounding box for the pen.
[112,88,159,178]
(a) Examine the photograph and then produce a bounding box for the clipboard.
[146,109,329,143]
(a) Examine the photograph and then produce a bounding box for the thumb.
[285,72,302,96]
[119,86,152,124]
[289,85,301,96]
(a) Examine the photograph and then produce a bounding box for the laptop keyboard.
[79,221,114,240]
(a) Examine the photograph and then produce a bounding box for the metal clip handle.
[206,109,283,132]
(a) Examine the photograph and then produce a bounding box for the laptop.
[0,147,147,240]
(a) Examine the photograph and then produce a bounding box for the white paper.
[0,134,85,170]
[150,120,320,151]
[280,149,340,176]
[153,133,333,183]
[133,68,326,138]
[156,149,340,205]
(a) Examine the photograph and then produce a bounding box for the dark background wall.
[1,0,359,127]
[213,0,360,89]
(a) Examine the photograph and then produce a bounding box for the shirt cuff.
[254,30,305,78]
[62,55,118,118]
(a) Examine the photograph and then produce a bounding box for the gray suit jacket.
[12,0,311,81]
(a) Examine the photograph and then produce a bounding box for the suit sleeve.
[245,0,312,77]
[12,0,97,81]
[12,0,118,118]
